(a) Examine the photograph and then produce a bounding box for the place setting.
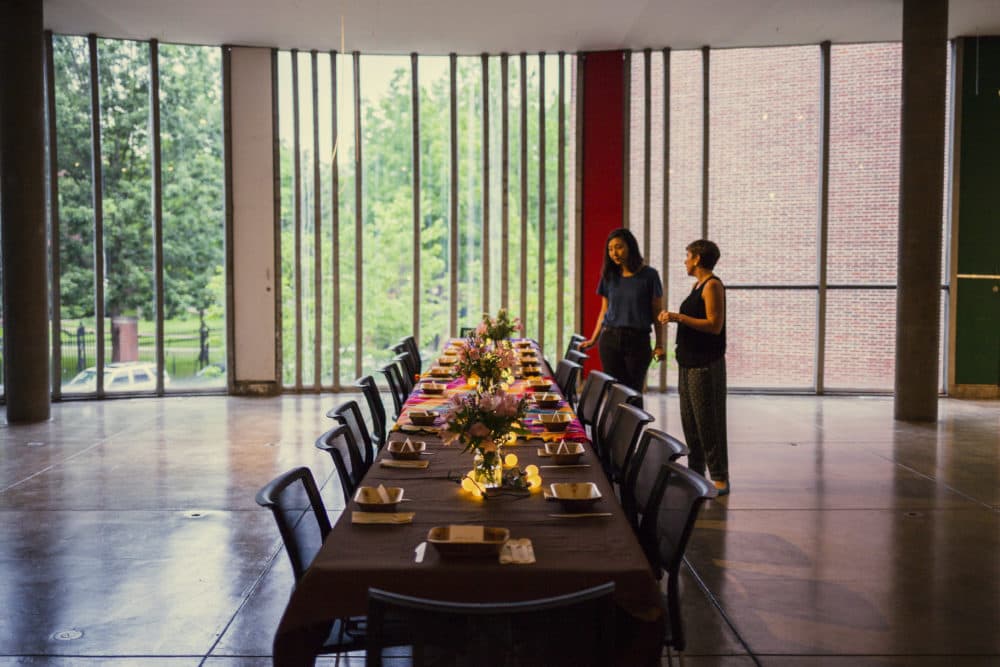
[380,437,432,469]
[351,483,416,524]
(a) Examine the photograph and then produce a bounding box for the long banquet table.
[272,340,664,665]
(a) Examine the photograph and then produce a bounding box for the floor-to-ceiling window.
[629,43,951,393]
[277,51,577,389]
[48,34,226,397]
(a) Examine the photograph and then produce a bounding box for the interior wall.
[228,46,279,392]
[952,36,1000,397]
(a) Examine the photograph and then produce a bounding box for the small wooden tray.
[427,525,510,558]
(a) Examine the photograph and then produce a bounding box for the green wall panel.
[955,37,1000,385]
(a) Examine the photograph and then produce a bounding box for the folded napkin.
[499,538,536,565]
[380,459,430,469]
[352,511,415,525]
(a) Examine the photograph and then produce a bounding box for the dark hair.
[686,239,721,270]
[602,228,644,281]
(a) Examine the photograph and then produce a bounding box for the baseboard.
[231,380,281,396]
[949,384,1000,399]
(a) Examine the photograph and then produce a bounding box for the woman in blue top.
[659,239,729,495]
[580,228,664,392]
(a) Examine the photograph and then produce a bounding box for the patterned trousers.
[678,357,728,481]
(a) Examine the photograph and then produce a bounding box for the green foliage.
[52,37,224,323]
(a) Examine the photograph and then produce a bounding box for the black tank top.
[675,276,726,368]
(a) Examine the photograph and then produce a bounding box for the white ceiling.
[44,0,1000,54]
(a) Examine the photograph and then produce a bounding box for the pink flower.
[468,422,490,438]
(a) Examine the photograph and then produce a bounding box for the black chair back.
[554,358,582,406]
[622,428,689,530]
[355,375,388,450]
[392,353,415,395]
[379,362,407,421]
[400,335,422,375]
[366,582,616,667]
[255,466,331,583]
[576,370,615,429]
[605,403,654,485]
[565,332,586,359]
[391,343,418,380]
[565,349,589,367]
[592,382,642,466]
[327,400,376,470]
[647,462,717,651]
[314,424,366,501]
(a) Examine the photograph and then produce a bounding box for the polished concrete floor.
[0,393,997,666]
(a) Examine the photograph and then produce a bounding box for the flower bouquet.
[453,338,517,394]
[441,390,528,489]
[475,308,523,343]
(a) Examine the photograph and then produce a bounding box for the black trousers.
[598,327,652,393]
[678,357,728,481]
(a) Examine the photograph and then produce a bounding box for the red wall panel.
[580,51,626,375]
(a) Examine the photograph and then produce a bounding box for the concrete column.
[894,0,948,421]
[1,0,51,422]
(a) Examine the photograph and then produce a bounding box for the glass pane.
[98,39,154,394]
[277,51,295,386]
[709,46,820,286]
[316,53,334,387]
[523,56,540,344]
[53,35,98,394]
[564,55,578,351]
[419,56,451,357]
[360,55,413,377]
[628,51,646,241]
[298,51,316,387]
[542,54,560,360]
[336,52,357,385]
[727,289,816,389]
[664,50,703,387]
[824,290,895,391]
[508,56,524,327]
[828,44,900,286]
[646,50,666,390]
[486,57,503,318]
[159,44,225,391]
[456,57,483,334]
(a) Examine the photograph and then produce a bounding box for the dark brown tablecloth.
[273,362,664,665]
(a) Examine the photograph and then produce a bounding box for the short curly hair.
[686,239,721,270]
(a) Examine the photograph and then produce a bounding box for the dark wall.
[955,37,1000,386]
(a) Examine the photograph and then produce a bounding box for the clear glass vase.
[472,447,504,488]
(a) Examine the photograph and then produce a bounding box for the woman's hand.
[658,311,674,324]
[652,346,665,362]
[579,337,597,351]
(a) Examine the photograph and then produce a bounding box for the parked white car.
[65,362,169,393]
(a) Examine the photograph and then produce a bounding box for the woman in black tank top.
[658,240,730,496]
